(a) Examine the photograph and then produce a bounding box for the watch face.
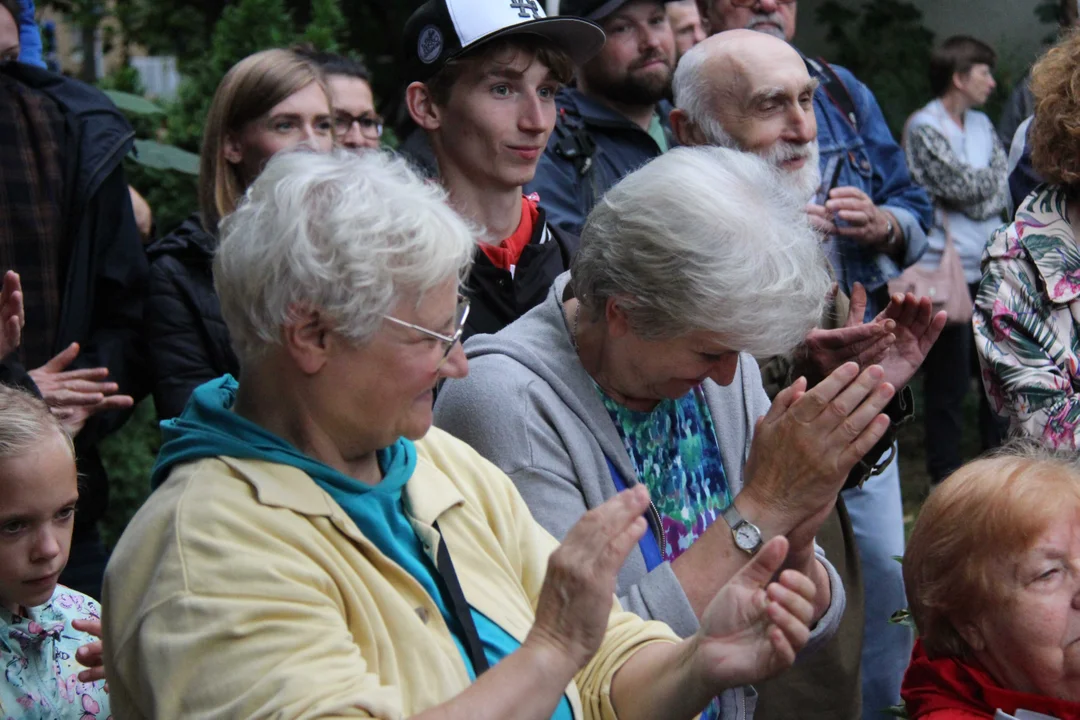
[735,523,761,551]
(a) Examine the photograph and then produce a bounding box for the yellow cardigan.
[102,427,678,719]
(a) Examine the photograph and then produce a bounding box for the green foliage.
[815,0,935,140]
[97,400,159,549]
[300,0,347,52]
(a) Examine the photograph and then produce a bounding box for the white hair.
[0,384,73,460]
[672,39,717,140]
[214,149,476,365]
[572,146,830,357]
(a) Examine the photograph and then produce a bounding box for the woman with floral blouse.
[975,30,1080,448]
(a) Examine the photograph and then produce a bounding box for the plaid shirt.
[0,70,67,368]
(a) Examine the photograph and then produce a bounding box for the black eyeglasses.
[333,112,384,140]
[383,296,471,370]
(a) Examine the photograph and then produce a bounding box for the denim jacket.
[526,87,674,236]
[810,62,932,317]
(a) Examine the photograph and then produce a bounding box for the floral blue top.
[600,384,732,561]
[1,586,110,719]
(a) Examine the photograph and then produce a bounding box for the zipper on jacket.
[647,500,667,560]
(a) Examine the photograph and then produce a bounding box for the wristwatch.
[721,503,763,556]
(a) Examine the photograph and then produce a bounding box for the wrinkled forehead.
[721,43,811,105]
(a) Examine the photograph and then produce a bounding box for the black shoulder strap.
[552,106,597,178]
[805,57,858,132]
[432,521,490,676]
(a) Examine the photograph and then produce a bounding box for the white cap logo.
[418,25,444,64]
[509,0,542,19]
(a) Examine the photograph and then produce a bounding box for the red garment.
[902,638,1080,719]
[477,196,539,271]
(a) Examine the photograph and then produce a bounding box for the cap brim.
[455,16,607,68]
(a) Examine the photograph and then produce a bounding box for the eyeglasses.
[729,0,795,6]
[383,296,471,370]
[333,112,384,140]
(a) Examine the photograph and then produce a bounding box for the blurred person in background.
[143,48,333,422]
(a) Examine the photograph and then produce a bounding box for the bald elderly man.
[669,30,923,720]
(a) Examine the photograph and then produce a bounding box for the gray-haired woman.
[435,145,945,719]
[100,149,819,719]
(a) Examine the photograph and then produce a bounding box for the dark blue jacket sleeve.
[838,66,932,266]
[1009,139,1042,212]
[16,0,45,69]
[526,147,590,236]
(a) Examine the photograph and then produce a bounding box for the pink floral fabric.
[1,586,110,719]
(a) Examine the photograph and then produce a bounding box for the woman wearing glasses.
[101,149,820,719]
[293,46,385,151]
[144,48,334,421]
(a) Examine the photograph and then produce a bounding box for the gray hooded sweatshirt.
[434,273,845,720]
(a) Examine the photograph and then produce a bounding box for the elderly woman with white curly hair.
[98,149,824,719]
[435,145,945,719]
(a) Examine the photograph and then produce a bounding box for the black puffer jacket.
[144,213,238,420]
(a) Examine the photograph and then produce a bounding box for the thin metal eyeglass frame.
[383,298,471,369]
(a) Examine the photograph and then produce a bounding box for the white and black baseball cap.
[402,0,606,83]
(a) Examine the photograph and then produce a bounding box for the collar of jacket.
[1007,184,1080,305]
[557,86,674,133]
[215,454,465,529]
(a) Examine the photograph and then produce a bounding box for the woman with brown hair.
[144,48,334,421]
[975,29,1080,449]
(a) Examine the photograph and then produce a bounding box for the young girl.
[0,383,110,718]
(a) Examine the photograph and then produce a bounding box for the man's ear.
[670,108,707,147]
[223,132,244,165]
[406,81,442,132]
[282,305,332,375]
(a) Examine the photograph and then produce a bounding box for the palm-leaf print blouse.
[974,184,1080,448]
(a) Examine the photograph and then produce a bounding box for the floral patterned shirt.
[974,184,1080,448]
[1,586,110,719]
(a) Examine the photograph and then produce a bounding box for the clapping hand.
[690,536,816,688]
[0,271,24,358]
[869,292,947,390]
[29,342,134,436]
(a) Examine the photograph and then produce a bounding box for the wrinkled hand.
[72,618,106,684]
[690,536,816,689]
[808,187,892,246]
[527,486,651,672]
[801,283,896,385]
[0,271,24,358]
[741,363,894,549]
[28,342,134,436]
[825,187,892,247]
[870,292,948,389]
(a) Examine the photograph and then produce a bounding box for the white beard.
[695,117,821,203]
[760,141,821,203]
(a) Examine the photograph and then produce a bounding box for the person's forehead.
[267,82,329,115]
[667,0,700,25]
[716,43,809,101]
[328,76,374,109]
[0,5,18,48]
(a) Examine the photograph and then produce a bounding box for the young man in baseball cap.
[402,0,604,341]
[524,0,678,235]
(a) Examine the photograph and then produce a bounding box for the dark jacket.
[525,88,674,235]
[145,213,239,421]
[2,63,150,526]
[464,209,578,342]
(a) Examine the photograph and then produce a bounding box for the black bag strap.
[805,56,859,132]
[432,521,490,676]
[552,106,598,178]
